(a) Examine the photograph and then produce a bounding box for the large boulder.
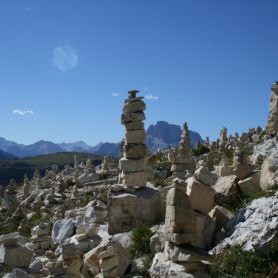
[209,205,234,232]
[51,219,75,244]
[211,195,278,253]
[260,158,278,191]
[186,177,215,215]
[108,187,164,234]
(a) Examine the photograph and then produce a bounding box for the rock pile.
[119,90,148,191]
[171,122,195,178]
[29,223,53,255]
[3,179,18,209]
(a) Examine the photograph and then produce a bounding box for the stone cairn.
[171,122,195,178]
[220,127,228,145]
[30,223,53,255]
[3,179,18,209]
[267,81,278,136]
[119,90,148,191]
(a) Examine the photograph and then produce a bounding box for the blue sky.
[0,1,277,145]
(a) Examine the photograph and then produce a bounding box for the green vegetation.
[0,152,103,185]
[0,265,13,276]
[211,242,278,278]
[192,144,210,156]
[129,224,153,258]
[223,189,277,213]
[154,177,167,187]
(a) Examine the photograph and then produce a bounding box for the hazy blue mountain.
[5,140,64,158]
[58,140,92,152]
[146,121,204,153]
[94,142,120,157]
[0,149,17,160]
[0,121,204,157]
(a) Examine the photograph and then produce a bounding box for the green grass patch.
[211,242,278,278]
[129,224,153,258]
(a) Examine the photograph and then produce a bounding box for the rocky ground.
[0,87,278,278]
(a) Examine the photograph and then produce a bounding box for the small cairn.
[3,179,18,209]
[30,223,53,255]
[171,122,196,178]
[119,90,148,191]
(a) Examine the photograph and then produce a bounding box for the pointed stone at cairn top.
[128,90,140,99]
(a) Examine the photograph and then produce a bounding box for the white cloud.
[145,94,159,100]
[17,6,32,11]
[53,45,78,71]
[13,109,34,116]
[112,92,120,97]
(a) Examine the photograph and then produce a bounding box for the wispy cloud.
[17,6,32,11]
[145,94,159,100]
[112,92,120,97]
[53,44,78,71]
[13,109,34,116]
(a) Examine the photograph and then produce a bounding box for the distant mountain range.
[0,121,204,158]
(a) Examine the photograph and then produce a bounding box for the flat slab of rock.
[108,187,164,234]
[51,219,75,244]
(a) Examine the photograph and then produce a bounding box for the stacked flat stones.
[3,179,18,209]
[119,90,148,191]
[171,122,195,178]
[267,82,278,136]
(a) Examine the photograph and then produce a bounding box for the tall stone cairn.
[267,82,278,136]
[119,90,148,191]
[171,122,195,178]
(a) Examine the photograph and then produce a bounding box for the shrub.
[154,177,167,187]
[211,243,278,278]
[129,224,152,258]
[192,144,210,156]
[223,189,276,213]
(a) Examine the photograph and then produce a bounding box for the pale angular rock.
[0,245,33,267]
[192,211,216,250]
[108,187,164,234]
[214,165,234,177]
[194,166,218,186]
[121,171,148,189]
[186,177,215,215]
[125,121,144,131]
[119,157,147,173]
[124,100,146,113]
[238,171,261,194]
[124,143,148,159]
[267,82,278,135]
[260,158,278,190]
[209,205,234,232]
[125,129,146,144]
[213,175,238,205]
[121,112,145,124]
[51,219,75,244]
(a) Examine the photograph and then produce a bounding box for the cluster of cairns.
[0,84,278,277]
